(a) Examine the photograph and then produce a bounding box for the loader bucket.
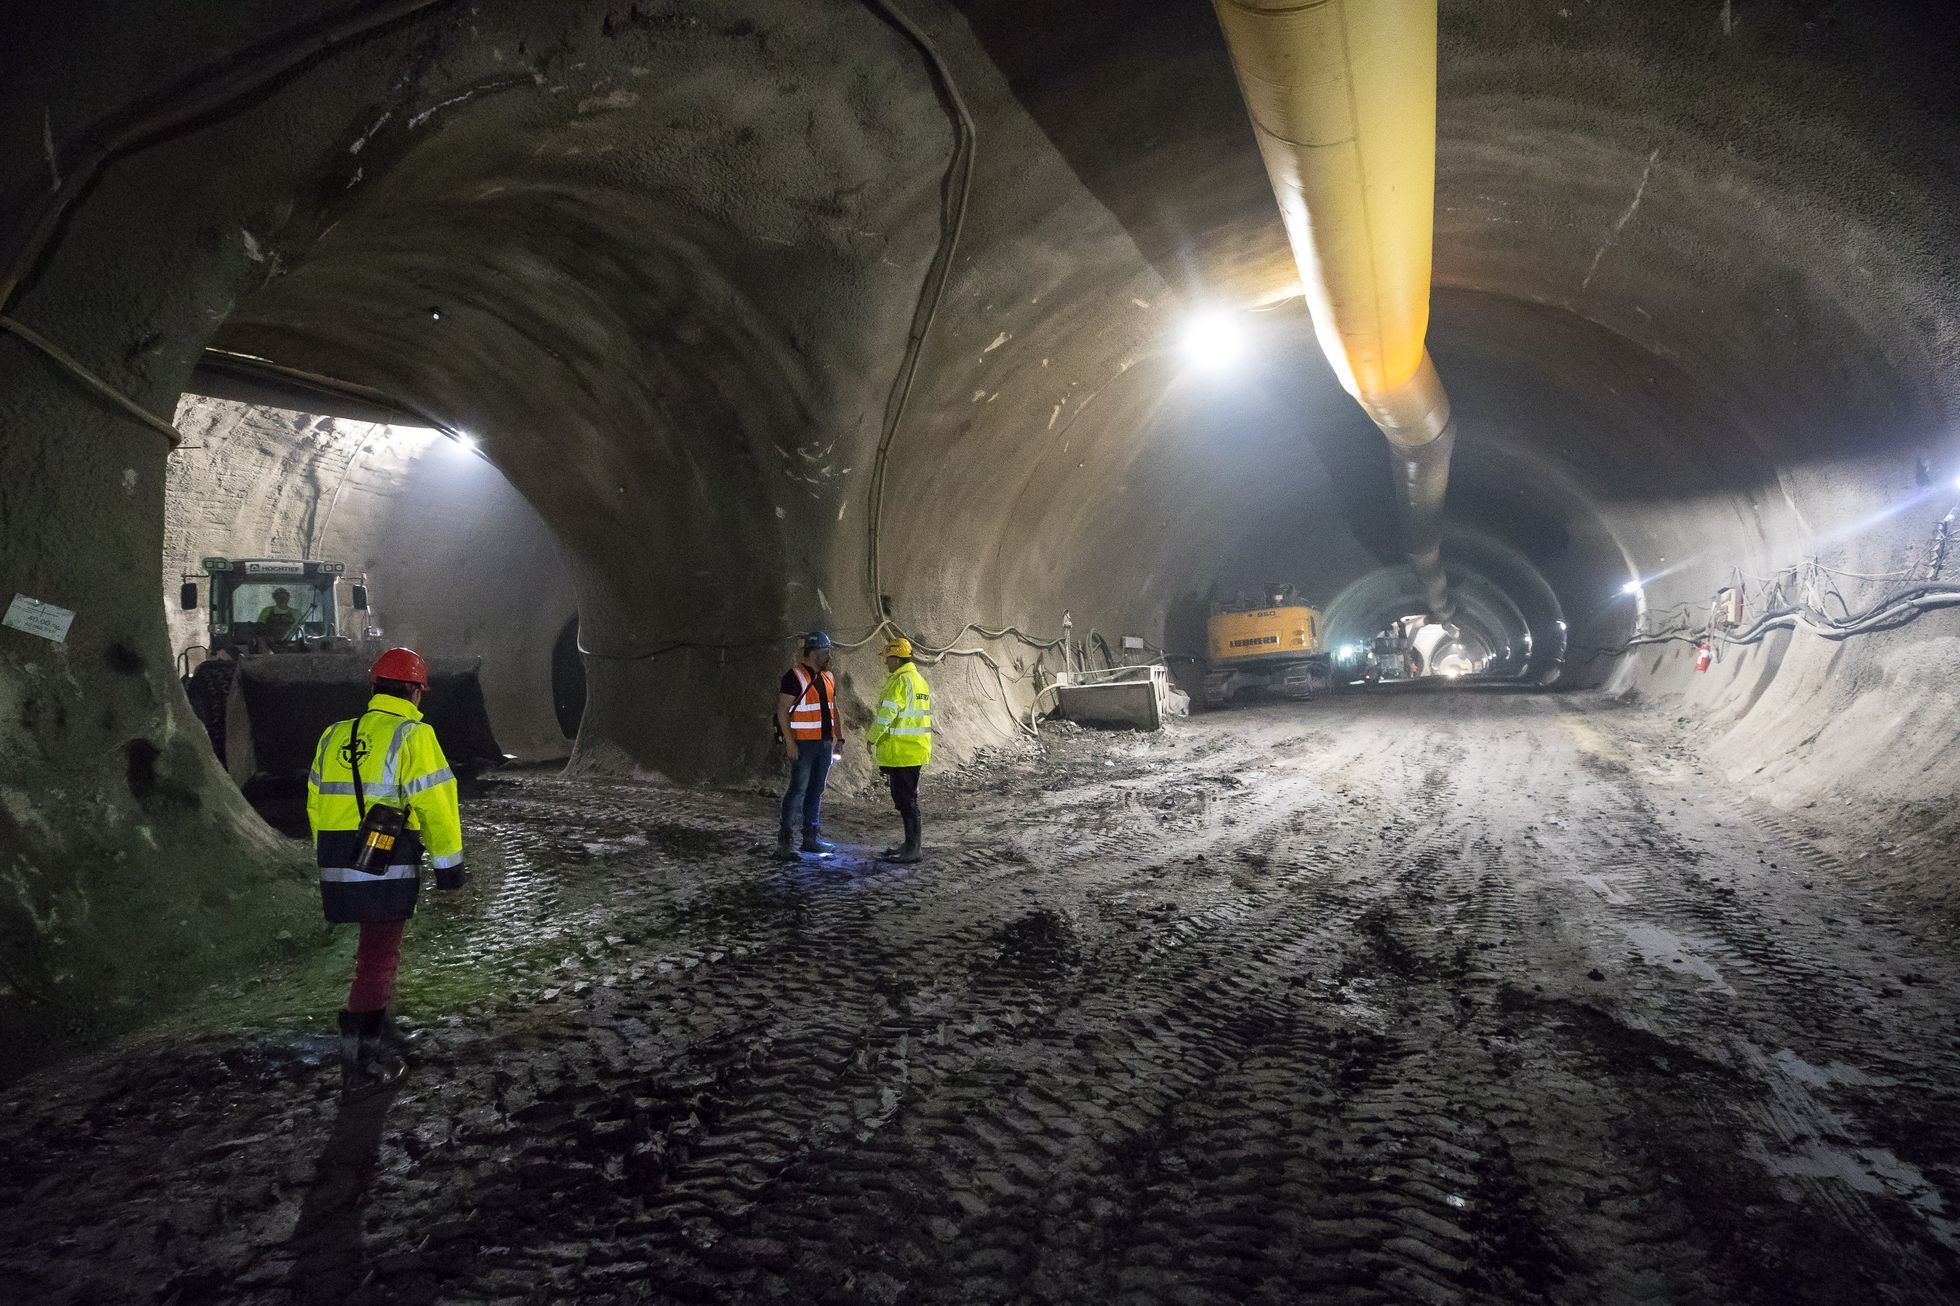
[229,653,506,787]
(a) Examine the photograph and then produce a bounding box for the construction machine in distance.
[1202,584,1334,708]
[179,556,504,791]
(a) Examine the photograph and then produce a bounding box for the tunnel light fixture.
[1178,309,1247,374]
[1620,579,1643,596]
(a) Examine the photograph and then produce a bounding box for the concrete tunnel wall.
[2,0,1958,1032]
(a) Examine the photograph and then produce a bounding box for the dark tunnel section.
[1045,301,1624,692]
[1322,556,1550,685]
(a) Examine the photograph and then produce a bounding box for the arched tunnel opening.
[3,2,1959,1299]
[159,391,579,829]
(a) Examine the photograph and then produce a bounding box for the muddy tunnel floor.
[5,690,1960,1305]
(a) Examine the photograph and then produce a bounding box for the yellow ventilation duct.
[1212,0,1455,618]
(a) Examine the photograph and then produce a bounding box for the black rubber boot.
[374,1007,414,1059]
[775,828,797,860]
[801,826,836,855]
[358,1010,407,1089]
[337,1009,364,1095]
[886,812,922,864]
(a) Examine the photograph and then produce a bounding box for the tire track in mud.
[666,743,1382,1299]
[451,720,1487,1300]
[393,745,1357,1300]
[854,712,1584,1303]
[1537,704,1960,1302]
[4,694,1960,1304]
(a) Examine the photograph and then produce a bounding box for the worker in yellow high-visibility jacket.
[257,587,300,640]
[864,637,932,863]
[306,646,467,1096]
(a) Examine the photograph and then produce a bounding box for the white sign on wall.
[3,594,76,644]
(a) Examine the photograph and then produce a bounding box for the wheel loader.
[179,557,503,789]
[1202,584,1334,708]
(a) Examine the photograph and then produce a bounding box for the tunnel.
[3,2,1959,1301]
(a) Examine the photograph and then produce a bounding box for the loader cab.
[194,558,348,651]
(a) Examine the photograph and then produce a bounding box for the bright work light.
[1179,309,1247,373]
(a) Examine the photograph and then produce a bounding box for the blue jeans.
[779,742,834,837]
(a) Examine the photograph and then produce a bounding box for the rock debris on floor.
[3,689,1958,1305]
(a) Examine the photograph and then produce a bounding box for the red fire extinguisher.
[1695,641,1713,672]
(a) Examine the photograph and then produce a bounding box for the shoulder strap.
[347,712,371,819]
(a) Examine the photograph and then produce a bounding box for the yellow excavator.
[1202,584,1333,708]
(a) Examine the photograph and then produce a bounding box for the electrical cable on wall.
[0,313,185,447]
[1577,504,1960,665]
[577,614,1067,739]
[858,0,977,613]
[1,1,455,450]
[1,0,453,308]
[198,349,461,437]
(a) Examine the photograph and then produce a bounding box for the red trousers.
[348,919,405,1012]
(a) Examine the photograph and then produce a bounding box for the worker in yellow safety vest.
[864,636,932,863]
[258,587,301,640]
[307,646,468,1096]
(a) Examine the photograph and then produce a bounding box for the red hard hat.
[370,646,429,688]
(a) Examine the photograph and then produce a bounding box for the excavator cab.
[1202,582,1333,708]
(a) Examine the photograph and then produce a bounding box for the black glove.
[434,862,470,891]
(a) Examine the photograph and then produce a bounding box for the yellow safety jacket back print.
[867,663,933,767]
[307,693,465,924]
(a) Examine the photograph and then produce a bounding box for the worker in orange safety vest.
[774,630,845,858]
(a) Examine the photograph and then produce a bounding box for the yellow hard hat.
[883,637,914,659]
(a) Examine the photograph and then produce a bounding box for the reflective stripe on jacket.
[786,666,840,740]
[866,662,932,767]
[306,692,464,923]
